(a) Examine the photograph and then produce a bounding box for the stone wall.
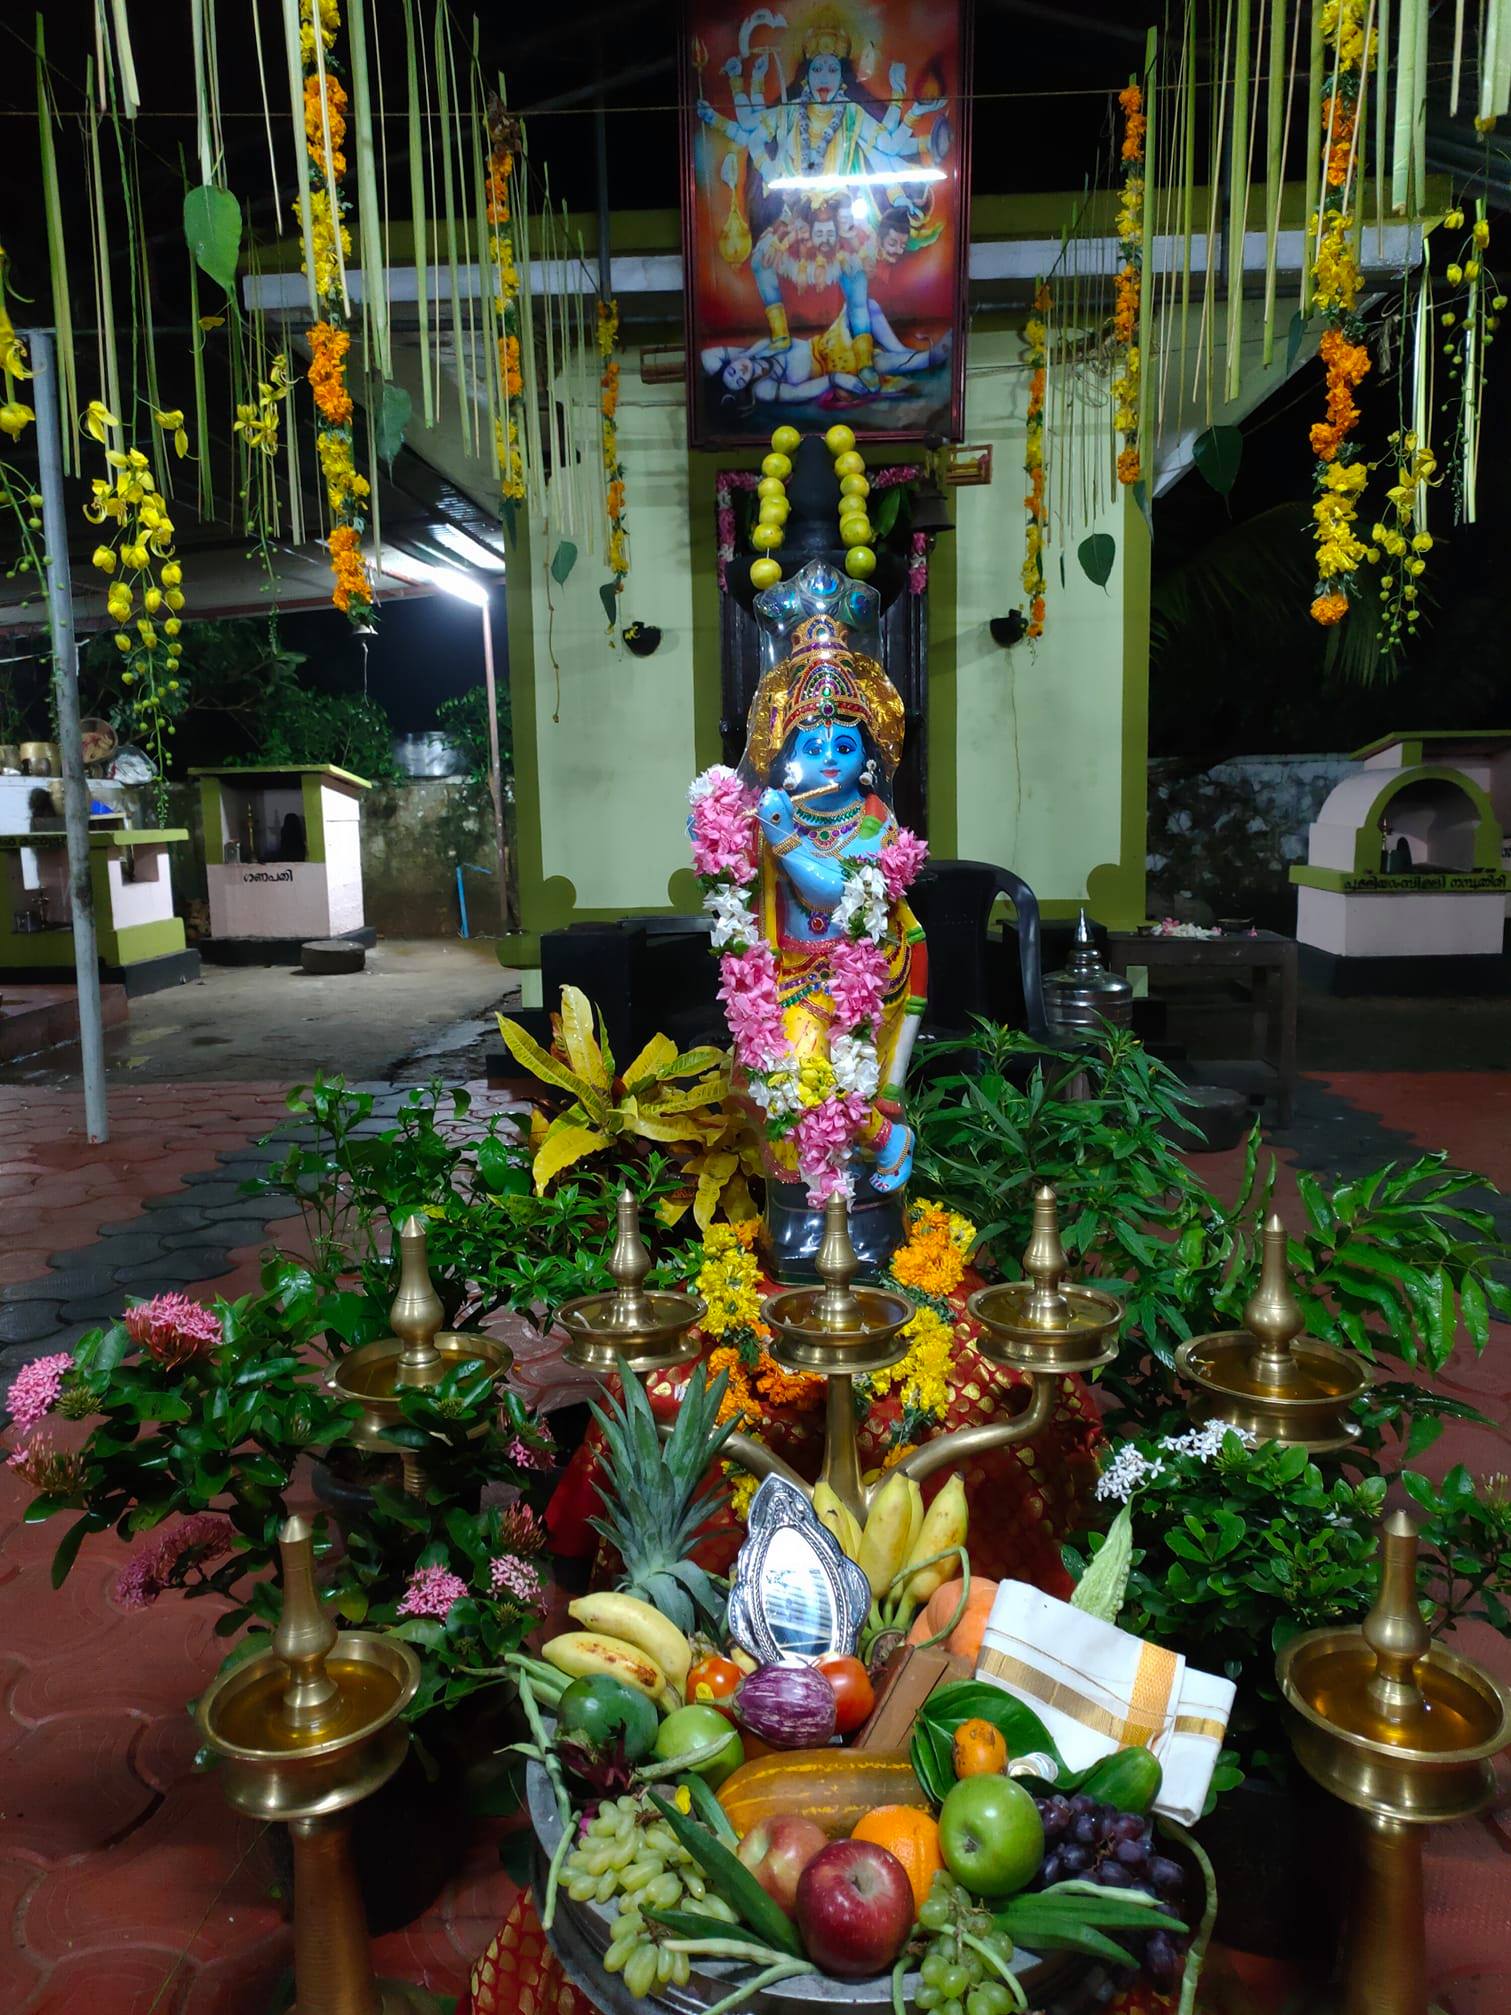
[1147,753,1358,929]
[160,777,498,940]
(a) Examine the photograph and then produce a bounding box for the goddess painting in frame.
[684,0,970,447]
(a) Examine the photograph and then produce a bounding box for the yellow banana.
[813,1480,864,1563]
[904,1477,925,1560]
[567,1592,691,1697]
[858,1470,915,1600]
[900,1474,969,1612]
[540,1630,667,1703]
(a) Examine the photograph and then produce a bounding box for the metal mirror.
[726,1476,873,1666]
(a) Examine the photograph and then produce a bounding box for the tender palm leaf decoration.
[496,986,762,1228]
[588,1357,737,1636]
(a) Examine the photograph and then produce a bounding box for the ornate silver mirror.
[726,1476,873,1666]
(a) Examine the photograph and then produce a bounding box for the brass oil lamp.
[1175,1212,1368,1451]
[1277,1510,1510,2015]
[330,1214,511,1494]
[712,1188,1123,1526]
[196,1517,439,2013]
[556,1186,705,1379]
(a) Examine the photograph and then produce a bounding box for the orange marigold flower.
[304,74,348,176]
[1310,590,1350,625]
[1117,445,1142,484]
[606,479,626,519]
[306,322,354,425]
[327,525,371,615]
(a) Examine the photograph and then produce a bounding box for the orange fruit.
[951,1717,1008,1779]
[850,1804,944,1914]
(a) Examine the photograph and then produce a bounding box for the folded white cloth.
[975,1580,1235,1827]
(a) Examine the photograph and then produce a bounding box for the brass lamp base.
[1276,1512,1511,2015]
[558,1187,705,1380]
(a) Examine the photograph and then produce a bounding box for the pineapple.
[588,1358,738,1636]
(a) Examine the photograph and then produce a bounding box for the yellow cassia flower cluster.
[84,405,191,789]
[1371,431,1439,649]
[0,242,34,438]
[233,353,293,457]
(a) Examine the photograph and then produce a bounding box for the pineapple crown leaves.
[587,1356,739,1632]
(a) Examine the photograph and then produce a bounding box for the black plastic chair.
[909,859,1052,1042]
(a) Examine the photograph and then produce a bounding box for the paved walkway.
[0,1069,1507,2011]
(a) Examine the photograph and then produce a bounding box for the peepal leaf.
[1192,425,1243,496]
[550,539,578,586]
[599,581,621,627]
[1078,532,1117,588]
[183,185,242,294]
[374,384,412,468]
[1071,1501,1133,1621]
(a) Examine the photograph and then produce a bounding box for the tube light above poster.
[681,0,972,449]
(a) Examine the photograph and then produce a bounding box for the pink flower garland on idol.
[689,764,927,1205]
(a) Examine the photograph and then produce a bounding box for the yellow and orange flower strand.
[1113,83,1145,487]
[1306,0,1373,626]
[1022,280,1050,638]
[485,105,526,505]
[599,298,629,610]
[297,0,373,623]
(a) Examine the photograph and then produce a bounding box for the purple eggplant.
[734,1664,838,1748]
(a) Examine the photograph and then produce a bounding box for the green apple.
[653,1703,745,1787]
[937,1774,1045,1898]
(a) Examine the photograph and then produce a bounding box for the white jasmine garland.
[1158,1420,1257,1462]
[707,882,759,950]
[748,1064,801,1118]
[829,1030,880,1100]
[834,860,889,942]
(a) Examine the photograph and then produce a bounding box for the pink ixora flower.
[827,937,890,1033]
[794,1092,871,1205]
[114,1513,236,1611]
[878,825,929,902]
[719,942,786,1069]
[488,1553,545,1607]
[496,1503,547,1557]
[5,1352,74,1443]
[123,1293,223,1371]
[397,1565,470,1621]
[506,1433,556,1472]
[689,767,759,884]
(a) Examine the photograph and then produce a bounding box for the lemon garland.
[747,422,878,589]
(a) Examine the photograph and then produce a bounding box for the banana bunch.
[542,1591,693,1710]
[816,1472,970,1649]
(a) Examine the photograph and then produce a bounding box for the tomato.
[687,1653,743,1722]
[816,1654,875,1735]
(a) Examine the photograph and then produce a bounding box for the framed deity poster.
[681,0,972,449]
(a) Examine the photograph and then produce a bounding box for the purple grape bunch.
[1033,1792,1189,1989]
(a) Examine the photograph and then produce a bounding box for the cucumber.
[1077,1745,1164,1814]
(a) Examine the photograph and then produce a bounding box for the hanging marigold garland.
[1021,280,1050,638]
[485,102,525,505]
[1112,82,1145,486]
[598,297,629,608]
[1306,0,1373,627]
[298,0,374,624]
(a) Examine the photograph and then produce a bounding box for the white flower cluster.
[748,1065,801,1118]
[1159,1419,1257,1462]
[830,1030,880,1099]
[1095,1445,1165,1504]
[1094,1418,1257,1503]
[706,881,758,951]
[834,860,889,942]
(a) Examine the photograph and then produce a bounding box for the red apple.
[736,1812,829,1916]
[795,1838,916,1977]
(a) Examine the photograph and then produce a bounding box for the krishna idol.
[689,436,928,1276]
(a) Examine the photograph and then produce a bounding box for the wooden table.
[1106,929,1299,1126]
